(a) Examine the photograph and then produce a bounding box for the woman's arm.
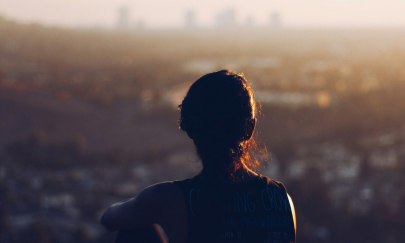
[101,182,172,231]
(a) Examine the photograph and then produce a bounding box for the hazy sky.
[1,0,405,28]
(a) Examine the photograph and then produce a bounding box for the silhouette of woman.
[101,70,296,243]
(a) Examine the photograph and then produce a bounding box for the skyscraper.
[215,8,237,28]
[184,9,197,28]
[117,6,130,29]
[270,11,282,28]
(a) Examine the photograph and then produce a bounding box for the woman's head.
[179,70,261,174]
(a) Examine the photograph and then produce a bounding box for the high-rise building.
[184,10,197,28]
[215,8,237,28]
[270,11,282,28]
[245,15,255,27]
[117,6,130,29]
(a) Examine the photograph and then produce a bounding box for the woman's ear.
[243,117,256,141]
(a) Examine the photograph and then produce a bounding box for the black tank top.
[174,173,295,243]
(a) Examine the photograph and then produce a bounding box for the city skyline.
[1,0,405,28]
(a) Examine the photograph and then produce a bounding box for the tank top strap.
[173,177,197,198]
[259,174,288,193]
[173,175,203,243]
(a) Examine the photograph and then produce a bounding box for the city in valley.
[0,16,404,243]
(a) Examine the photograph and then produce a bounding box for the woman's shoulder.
[139,181,183,203]
[100,180,188,233]
[258,174,288,192]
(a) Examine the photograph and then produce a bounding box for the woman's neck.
[200,161,258,184]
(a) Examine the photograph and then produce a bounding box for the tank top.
[174,173,295,243]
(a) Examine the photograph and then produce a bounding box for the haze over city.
[1,0,405,28]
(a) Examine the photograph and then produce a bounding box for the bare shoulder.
[140,181,183,203]
[147,181,180,193]
[120,181,182,212]
[101,181,184,231]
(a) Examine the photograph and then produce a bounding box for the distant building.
[184,9,197,28]
[244,15,255,27]
[117,6,131,29]
[270,11,282,28]
[215,8,237,28]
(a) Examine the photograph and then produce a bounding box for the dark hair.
[179,70,262,176]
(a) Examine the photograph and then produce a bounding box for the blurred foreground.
[0,17,405,243]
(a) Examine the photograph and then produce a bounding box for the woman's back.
[174,173,295,243]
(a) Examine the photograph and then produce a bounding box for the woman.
[101,70,296,243]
